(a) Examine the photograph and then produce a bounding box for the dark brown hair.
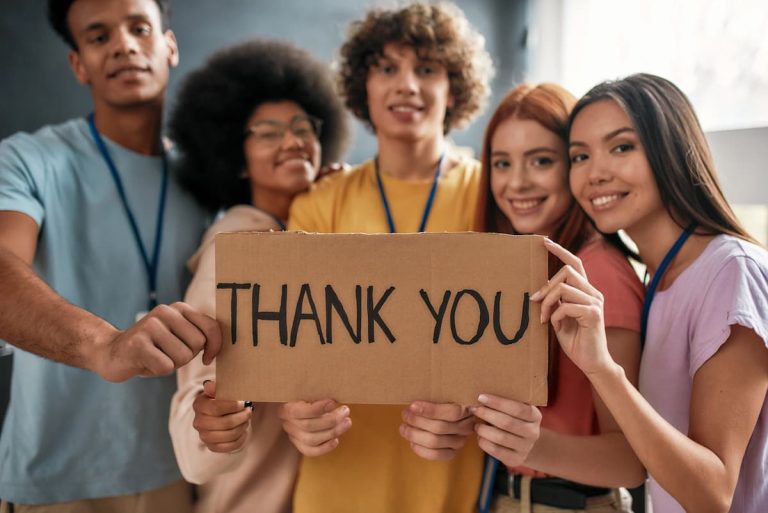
[337,2,494,134]
[48,0,171,50]
[569,73,758,251]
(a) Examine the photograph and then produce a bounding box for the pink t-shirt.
[639,235,768,513]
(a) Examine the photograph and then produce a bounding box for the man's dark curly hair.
[169,39,349,212]
[338,2,494,134]
[48,0,171,50]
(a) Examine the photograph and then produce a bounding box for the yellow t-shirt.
[287,158,484,513]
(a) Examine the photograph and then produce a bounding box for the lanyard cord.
[477,454,500,513]
[87,113,169,310]
[640,222,697,347]
[374,152,445,233]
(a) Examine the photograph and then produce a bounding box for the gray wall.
[0,0,530,165]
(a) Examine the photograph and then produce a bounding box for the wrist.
[586,360,626,389]
[84,319,121,379]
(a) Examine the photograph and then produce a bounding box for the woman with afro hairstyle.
[279,4,513,513]
[167,39,348,513]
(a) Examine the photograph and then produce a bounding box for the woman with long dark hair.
[537,73,768,513]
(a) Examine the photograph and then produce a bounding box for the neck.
[376,134,446,180]
[91,101,165,156]
[251,187,290,226]
[627,210,710,289]
[626,209,685,274]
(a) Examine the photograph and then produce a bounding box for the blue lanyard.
[477,454,499,513]
[640,222,696,347]
[87,113,169,311]
[374,153,444,233]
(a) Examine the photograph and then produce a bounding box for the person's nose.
[586,153,613,185]
[111,27,140,58]
[505,165,531,192]
[394,67,418,96]
[280,128,305,150]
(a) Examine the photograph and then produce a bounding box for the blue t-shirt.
[0,118,209,503]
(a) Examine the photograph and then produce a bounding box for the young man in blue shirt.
[0,0,220,510]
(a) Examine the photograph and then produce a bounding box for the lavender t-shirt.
[639,235,768,513]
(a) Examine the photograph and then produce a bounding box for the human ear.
[164,30,179,68]
[67,50,91,86]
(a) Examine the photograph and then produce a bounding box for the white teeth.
[512,199,542,210]
[592,194,623,206]
[391,105,419,112]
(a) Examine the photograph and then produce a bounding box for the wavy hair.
[337,2,494,134]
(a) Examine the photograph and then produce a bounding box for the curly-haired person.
[167,39,348,513]
[279,4,510,513]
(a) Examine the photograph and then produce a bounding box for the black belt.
[494,471,611,510]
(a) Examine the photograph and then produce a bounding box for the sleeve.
[689,255,768,377]
[169,354,249,484]
[184,207,279,317]
[580,243,644,332]
[0,134,47,225]
[170,206,280,484]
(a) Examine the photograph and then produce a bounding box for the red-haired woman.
[472,83,644,513]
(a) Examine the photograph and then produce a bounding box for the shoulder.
[1,118,89,159]
[702,235,768,271]
[682,235,768,373]
[190,205,280,267]
[579,238,640,284]
[445,155,480,181]
[210,205,280,234]
[292,160,373,209]
[681,236,768,300]
[440,155,480,201]
[579,238,644,328]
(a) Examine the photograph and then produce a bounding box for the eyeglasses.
[245,114,322,146]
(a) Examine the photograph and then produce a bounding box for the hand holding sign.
[470,394,541,467]
[94,302,222,382]
[399,401,476,461]
[278,399,352,457]
[532,240,613,377]
[192,380,252,453]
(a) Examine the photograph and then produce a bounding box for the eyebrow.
[83,14,150,33]
[491,147,560,158]
[569,127,635,148]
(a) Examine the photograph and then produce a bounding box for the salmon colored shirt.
[287,158,484,513]
[510,238,644,476]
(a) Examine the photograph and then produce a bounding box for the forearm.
[0,247,116,370]
[590,364,733,512]
[524,428,645,488]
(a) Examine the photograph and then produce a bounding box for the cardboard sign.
[215,232,549,406]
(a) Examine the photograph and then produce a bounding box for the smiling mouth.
[276,155,310,166]
[108,66,150,79]
[509,198,545,212]
[590,193,627,209]
[389,105,424,113]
